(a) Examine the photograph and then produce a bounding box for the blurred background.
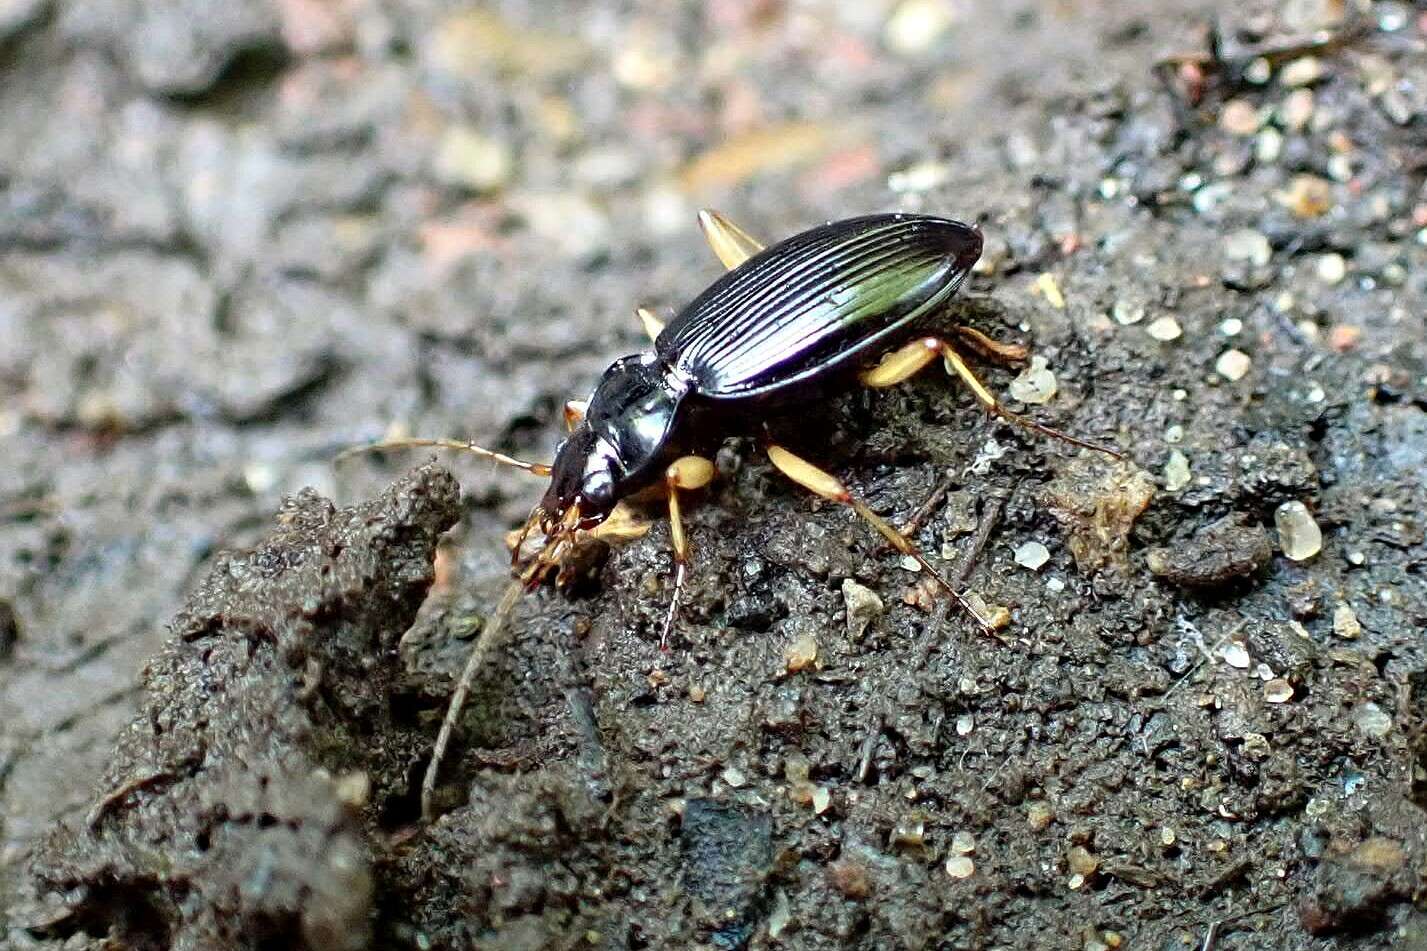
[4,0,1426,946]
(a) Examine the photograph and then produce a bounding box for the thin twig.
[421,579,524,823]
[898,468,959,542]
[952,495,1003,590]
[855,710,885,784]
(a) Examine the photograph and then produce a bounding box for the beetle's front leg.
[660,454,715,648]
[859,337,1121,458]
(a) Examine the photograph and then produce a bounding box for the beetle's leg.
[951,325,1029,365]
[859,338,1122,459]
[635,306,665,342]
[336,438,553,475]
[858,337,942,387]
[660,455,715,648]
[698,209,765,270]
[564,400,588,431]
[938,342,1122,458]
[763,443,993,634]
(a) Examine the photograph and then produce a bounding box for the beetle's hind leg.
[659,455,715,648]
[859,337,1122,459]
[763,442,994,634]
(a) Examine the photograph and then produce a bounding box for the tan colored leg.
[860,337,1121,459]
[858,337,942,388]
[336,438,552,475]
[763,443,993,633]
[563,400,588,431]
[952,325,1029,365]
[939,343,1122,458]
[697,209,765,270]
[660,455,715,647]
[636,306,665,341]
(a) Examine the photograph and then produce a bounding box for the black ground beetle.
[347,210,1120,818]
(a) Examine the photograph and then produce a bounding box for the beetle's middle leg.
[859,337,1121,458]
[660,454,715,647]
[763,442,993,633]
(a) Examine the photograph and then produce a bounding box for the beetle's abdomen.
[658,214,981,399]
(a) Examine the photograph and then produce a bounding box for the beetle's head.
[512,424,622,585]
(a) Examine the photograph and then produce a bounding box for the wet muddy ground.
[3,1,1426,948]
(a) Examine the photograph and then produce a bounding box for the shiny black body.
[540,214,982,530]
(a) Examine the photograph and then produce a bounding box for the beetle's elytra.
[344,210,1120,820]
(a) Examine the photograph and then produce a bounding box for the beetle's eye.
[580,468,615,511]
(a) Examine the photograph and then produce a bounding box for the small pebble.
[721,766,747,788]
[1014,540,1051,571]
[1146,316,1183,341]
[945,855,975,879]
[1275,501,1323,561]
[1332,602,1361,640]
[1027,802,1054,830]
[1279,175,1332,218]
[812,786,832,814]
[1112,300,1145,325]
[884,0,956,55]
[768,890,792,938]
[1256,127,1283,163]
[1316,253,1347,284]
[1224,229,1272,266]
[1280,56,1323,87]
[1035,272,1066,309]
[1264,678,1294,703]
[842,578,884,640]
[689,684,706,702]
[891,816,925,848]
[1219,99,1261,135]
[1221,642,1251,669]
[785,633,818,672]
[1068,845,1099,877]
[1215,349,1252,381]
[1009,355,1058,404]
[1354,703,1392,739]
[1329,323,1362,351]
[955,714,974,737]
[1281,88,1315,131]
[433,125,512,192]
[1219,317,1243,336]
[1163,450,1191,492]
[951,831,976,854]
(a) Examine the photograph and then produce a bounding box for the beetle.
[345,210,1120,817]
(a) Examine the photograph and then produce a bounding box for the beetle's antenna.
[421,577,524,823]
[337,438,552,476]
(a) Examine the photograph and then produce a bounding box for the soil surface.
[3,1,1426,949]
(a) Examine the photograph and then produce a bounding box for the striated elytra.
[542,214,983,530]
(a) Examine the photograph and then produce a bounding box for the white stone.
[1014,541,1051,571]
[1275,501,1323,561]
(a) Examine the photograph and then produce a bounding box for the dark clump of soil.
[29,465,459,949]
